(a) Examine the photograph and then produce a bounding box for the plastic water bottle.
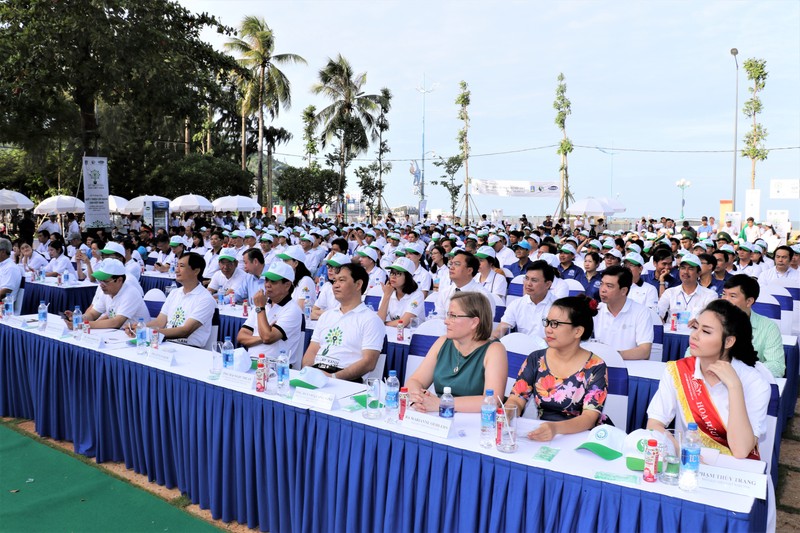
[480,389,497,448]
[39,267,45,282]
[679,422,701,492]
[304,300,312,319]
[276,349,290,396]
[385,370,400,421]
[3,296,13,320]
[317,278,324,297]
[169,260,175,275]
[439,387,455,418]
[37,301,48,331]
[72,306,83,339]
[222,336,234,368]
[217,292,224,308]
[136,318,148,355]
[63,270,70,286]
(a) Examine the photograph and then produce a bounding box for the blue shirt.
[642,271,679,291]
[504,258,533,278]
[234,272,266,306]
[558,263,587,286]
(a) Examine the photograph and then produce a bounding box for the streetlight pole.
[731,48,739,212]
[417,75,437,218]
[676,179,692,220]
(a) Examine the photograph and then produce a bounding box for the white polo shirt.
[379,289,426,323]
[628,281,659,311]
[647,357,770,441]
[45,254,76,278]
[412,266,432,292]
[657,284,717,321]
[203,249,221,279]
[314,282,339,312]
[292,275,317,308]
[365,266,388,291]
[208,267,247,295]
[758,267,799,285]
[593,299,654,353]
[242,294,304,367]
[500,291,556,340]
[435,279,496,318]
[92,281,149,324]
[160,283,216,348]
[0,257,22,303]
[311,303,385,370]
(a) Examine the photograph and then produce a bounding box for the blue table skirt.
[626,375,661,434]
[385,341,410,382]
[0,325,766,533]
[140,275,181,294]
[219,314,245,346]
[662,332,690,362]
[21,282,97,315]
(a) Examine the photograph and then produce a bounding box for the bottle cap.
[400,387,408,392]
[258,353,265,359]
[389,370,397,377]
[486,389,494,396]
[443,386,452,394]
[647,439,658,447]
[688,422,698,431]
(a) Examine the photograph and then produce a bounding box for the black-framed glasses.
[445,313,474,321]
[542,318,575,329]
[389,270,403,276]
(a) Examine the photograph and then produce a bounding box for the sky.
[179,0,800,222]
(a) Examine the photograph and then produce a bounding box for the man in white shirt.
[234,248,266,306]
[66,259,149,330]
[154,237,184,273]
[657,253,718,322]
[38,213,61,236]
[133,252,215,348]
[237,261,304,367]
[594,265,654,360]
[734,242,762,277]
[0,238,22,304]
[207,248,247,298]
[435,250,496,318]
[310,252,348,320]
[202,230,224,282]
[356,246,387,292]
[302,263,385,381]
[492,259,555,340]
[758,245,798,285]
[66,232,90,260]
[624,252,659,311]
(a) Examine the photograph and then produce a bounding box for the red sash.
[672,357,760,460]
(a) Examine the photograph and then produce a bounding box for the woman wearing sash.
[646,299,770,459]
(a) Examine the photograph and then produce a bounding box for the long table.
[0,317,767,532]
[20,278,98,315]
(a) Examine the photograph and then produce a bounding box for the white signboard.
[769,179,800,200]
[471,179,561,197]
[82,156,110,228]
[744,189,760,223]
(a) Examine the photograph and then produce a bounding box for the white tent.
[34,195,85,215]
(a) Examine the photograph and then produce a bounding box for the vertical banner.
[82,156,110,228]
[744,188,761,223]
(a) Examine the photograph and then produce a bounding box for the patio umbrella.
[212,195,261,212]
[566,197,613,216]
[0,189,34,210]
[122,195,171,215]
[108,195,129,214]
[34,195,85,215]
[596,196,626,213]
[170,193,214,212]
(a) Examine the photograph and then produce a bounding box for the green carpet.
[0,423,220,533]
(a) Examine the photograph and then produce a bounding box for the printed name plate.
[401,410,452,439]
[697,464,767,499]
[81,334,105,351]
[146,349,175,369]
[292,388,336,411]
[6,316,26,328]
[219,369,256,391]
[45,321,69,337]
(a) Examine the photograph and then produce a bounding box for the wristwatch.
[253,306,264,314]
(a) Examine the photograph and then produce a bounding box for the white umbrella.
[212,195,261,212]
[170,193,214,212]
[34,195,85,215]
[0,189,34,210]
[108,195,129,214]
[122,195,171,215]
[566,197,613,216]
[596,196,626,213]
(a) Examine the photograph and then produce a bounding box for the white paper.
[402,410,453,439]
[292,387,336,411]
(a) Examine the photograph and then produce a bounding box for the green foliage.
[456,81,471,159]
[146,154,253,200]
[355,164,384,222]
[274,165,341,216]
[302,105,319,170]
[431,155,464,217]
[553,72,575,216]
[741,58,769,188]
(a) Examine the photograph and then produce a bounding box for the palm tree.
[226,17,306,210]
[312,54,380,218]
[264,126,293,216]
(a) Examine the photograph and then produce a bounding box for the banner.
[470,179,560,197]
[82,156,110,228]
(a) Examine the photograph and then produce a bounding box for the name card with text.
[697,464,767,499]
[146,349,175,369]
[292,388,336,411]
[45,321,69,338]
[81,335,105,351]
[6,316,26,328]
[401,410,453,439]
[219,369,256,391]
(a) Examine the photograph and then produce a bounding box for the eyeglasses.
[542,318,575,329]
[389,270,403,276]
[445,313,474,321]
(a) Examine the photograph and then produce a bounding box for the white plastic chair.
[423,292,438,318]
[204,308,220,351]
[506,274,525,305]
[143,288,166,320]
[768,278,800,335]
[763,284,795,335]
[405,319,445,388]
[753,293,783,334]
[13,277,24,315]
[491,293,506,326]
[565,278,585,297]
[581,340,629,432]
[363,284,383,311]
[649,308,665,362]
[500,333,547,400]
[362,352,387,381]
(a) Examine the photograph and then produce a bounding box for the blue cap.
[688,422,698,431]
[389,370,397,377]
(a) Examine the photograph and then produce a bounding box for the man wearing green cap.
[207,248,247,298]
[656,253,717,322]
[734,242,762,277]
[67,259,148,331]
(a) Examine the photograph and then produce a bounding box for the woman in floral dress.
[504,295,610,441]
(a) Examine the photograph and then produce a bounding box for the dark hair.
[429,245,448,274]
[182,252,206,281]
[698,252,717,269]
[701,299,758,366]
[156,234,170,245]
[453,250,480,276]
[331,237,348,253]
[393,269,419,295]
[713,249,731,262]
[723,274,760,301]
[38,229,50,238]
[340,263,370,295]
[292,260,313,286]
[48,240,64,254]
[525,259,554,282]
[602,265,632,291]
[243,247,264,265]
[584,251,601,269]
[480,254,500,269]
[552,295,598,340]
[774,245,794,259]
[652,248,674,263]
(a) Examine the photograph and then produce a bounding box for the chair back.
[204,308,220,351]
[769,278,800,335]
[405,319,445,386]
[143,288,166,320]
[490,293,506,324]
[362,351,387,381]
[752,293,782,334]
[763,284,795,335]
[506,274,525,305]
[565,278,585,297]
[649,307,665,362]
[363,284,383,311]
[424,292,438,318]
[500,333,547,398]
[502,267,514,283]
[13,276,25,315]
[581,341,629,432]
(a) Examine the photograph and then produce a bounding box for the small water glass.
[659,429,681,485]
[362,378,382,419]
[208,342,223,380]
[497,405,518,453]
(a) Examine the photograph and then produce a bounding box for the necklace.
[453,341,478,374]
